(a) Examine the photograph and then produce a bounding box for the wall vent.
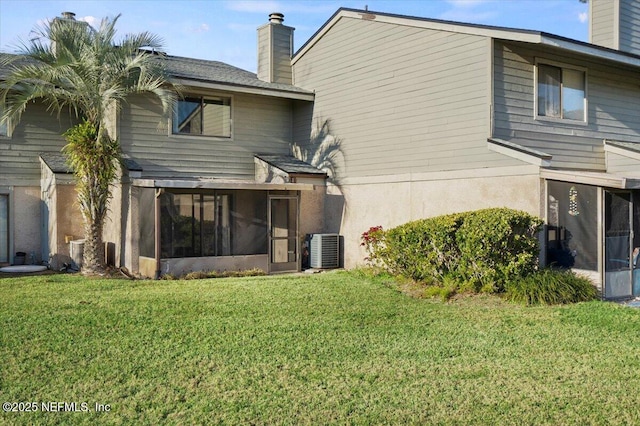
[310,234,340,269]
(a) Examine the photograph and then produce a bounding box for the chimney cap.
[269,12,284,24]
[61,11,76,20]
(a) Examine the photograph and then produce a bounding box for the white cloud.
[226,1,282,14]
[439,9,497,23]
[578,12,588,23]
[228,22,258,32]
[225,0,335,15]
[446,0,491,8]
[80,16,100,29]
[440,0,497,23]
[185,23,211,34]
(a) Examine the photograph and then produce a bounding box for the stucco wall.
[332,167,543,268]
[13,186,42,263]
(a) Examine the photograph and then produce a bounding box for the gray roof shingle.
[255,155,327,176]
[163,55,313,96]
[40,152,143,173]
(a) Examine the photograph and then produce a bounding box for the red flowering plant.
[361,225,386,267]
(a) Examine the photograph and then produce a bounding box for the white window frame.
[534,58,588,125]
[170,93,233,140]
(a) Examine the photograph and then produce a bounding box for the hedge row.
[362,208,544,293]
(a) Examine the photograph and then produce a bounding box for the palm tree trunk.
[82,219,105,274]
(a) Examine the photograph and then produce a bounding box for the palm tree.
[0,13,177,274]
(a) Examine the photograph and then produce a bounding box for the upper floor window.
[173,96,231,137]
[537,63,586,122]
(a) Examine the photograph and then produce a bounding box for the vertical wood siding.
[272,25,293,84]
[293,16,515,178]
[493,41,640,171]
[119,92,294,179]
[619,0,640,55]
[590,0,616,49]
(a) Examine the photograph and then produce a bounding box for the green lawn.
[1,271,640,425]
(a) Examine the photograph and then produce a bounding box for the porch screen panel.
[547,181,598,270]
[0,195,7,263]
[229,190,267,256]
[139,188,156,258]
[159,190,267,258]
[161,193,201,258]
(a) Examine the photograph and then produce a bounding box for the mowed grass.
[1,271,640,425]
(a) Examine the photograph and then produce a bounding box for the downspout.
[154,188,164,279]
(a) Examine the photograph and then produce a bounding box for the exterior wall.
[493,40,640,171]
[0,102,73,183]
[119,92,294,179]
[257,22,294,84]
[619,0,640,55]
[293,15,517,179]
[333,166,542,268]
[592,0,640,55]
[590,0,617,49]
[605,151,640,177]
[139,255,270,278]
[40,165,84,269]
[12,186,42,264]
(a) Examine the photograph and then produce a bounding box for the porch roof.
[255,155,327,176]
[541,169,640,189]
[39,152,143,174]
[132,178,316,191]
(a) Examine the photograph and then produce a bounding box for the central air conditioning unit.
[310,233,340,269]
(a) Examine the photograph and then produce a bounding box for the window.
[537,63,586,122]
[173,96,231,137]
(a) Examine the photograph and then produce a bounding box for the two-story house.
[1,12,326,278]
[291,1,640,299]
[4,1,640,299]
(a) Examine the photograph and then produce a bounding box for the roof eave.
[171,77,314,101]
[292,7,640,70]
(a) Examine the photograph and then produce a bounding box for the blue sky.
[0,0,589,72]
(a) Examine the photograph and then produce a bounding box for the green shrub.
[505,269,598,305]
[361,208,543,294]
[454,208,543,293]
[380,214,463,283]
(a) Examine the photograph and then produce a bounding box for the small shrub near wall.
[505,269,598,305]
[362,208,545,296]
[454,209,543,293]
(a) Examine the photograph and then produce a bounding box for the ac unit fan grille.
[310,234,339,269]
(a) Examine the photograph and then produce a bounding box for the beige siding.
[0,102,74,183]
[293,16,514,179]
[606,151,640,176]
[257,24,293,84]
[257,25,271,82]
[590,0,616,49]
[493,41,640,171]
[119,92,293,179]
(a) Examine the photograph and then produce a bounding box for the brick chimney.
[590,0,640,55]
[257,12,294,84]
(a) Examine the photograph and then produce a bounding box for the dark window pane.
[538,65,561,118]
[173,98,201,135]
